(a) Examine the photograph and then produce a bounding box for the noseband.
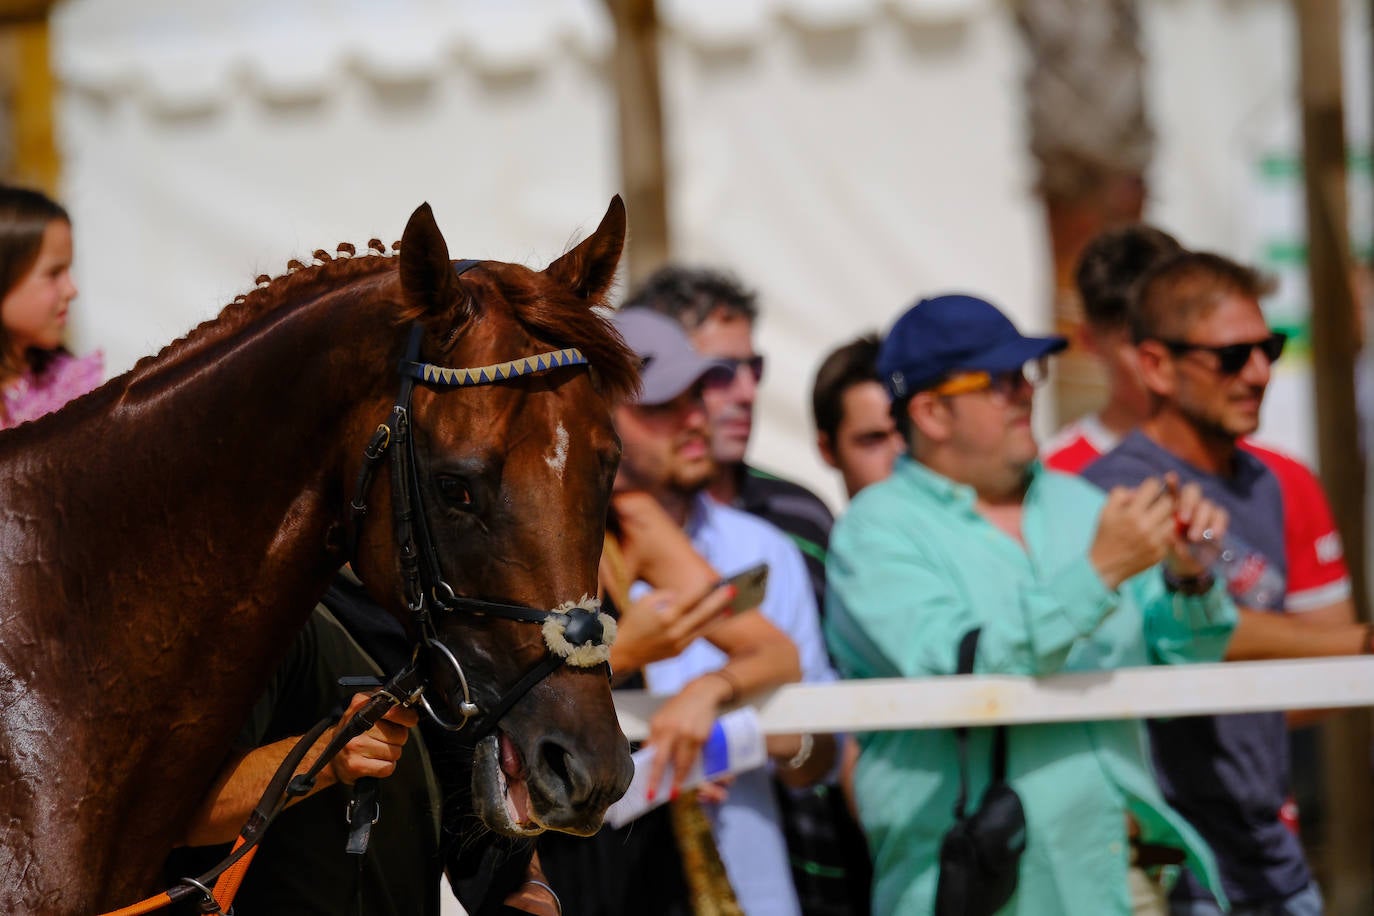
[349,259,615,739]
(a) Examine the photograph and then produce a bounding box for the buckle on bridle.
[431,580,458,608]
[362,423,391,459]
[345,796,381,827]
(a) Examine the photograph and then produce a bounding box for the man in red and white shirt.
[1047,225,1355,628]
[1081,250,1366,914]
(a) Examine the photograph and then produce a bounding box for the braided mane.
[126,241,401,379]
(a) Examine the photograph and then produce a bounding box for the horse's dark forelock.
[486,273,639,405]
[392,263,641,406]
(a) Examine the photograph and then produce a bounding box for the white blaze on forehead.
[545,422,569,477]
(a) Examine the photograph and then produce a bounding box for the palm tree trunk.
[1014,0,1152,426]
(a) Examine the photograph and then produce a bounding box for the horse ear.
[545,195,627,304]
[400,202,459,316]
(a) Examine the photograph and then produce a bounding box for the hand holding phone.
[612,582,736,671]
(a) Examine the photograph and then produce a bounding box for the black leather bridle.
[348,259,615,740]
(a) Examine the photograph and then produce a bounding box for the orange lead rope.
[97,892,179,916]
[95,838,258,916]
[209,837,259,912]
[95,677,414,916]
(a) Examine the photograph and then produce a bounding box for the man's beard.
[667,459,716,500]
[1181,386,1264,443]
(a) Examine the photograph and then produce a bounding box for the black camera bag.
[934,629,1027,916]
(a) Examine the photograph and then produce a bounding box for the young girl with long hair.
[0,184,102,429]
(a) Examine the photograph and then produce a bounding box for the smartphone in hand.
[719,562,769,614]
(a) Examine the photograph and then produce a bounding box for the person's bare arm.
[1220,596,1368,726]
[499,850,560,916]
[609,583,736,674]
[606,491,733,677]
[611,491,718,593]
[609,491,806,790]
[645,612,802,795]
[703,608,803,696]
[180,694,418,847]
[1225,599,1364,662]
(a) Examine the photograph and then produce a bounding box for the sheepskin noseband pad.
[542,597,618,668]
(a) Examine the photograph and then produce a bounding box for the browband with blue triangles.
[400,348,590,388]
[397,259,590,388]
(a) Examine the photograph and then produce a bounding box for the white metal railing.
[613,656,1374,742]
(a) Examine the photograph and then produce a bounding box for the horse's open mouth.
[473,731,546,837]
[497,729,538,829]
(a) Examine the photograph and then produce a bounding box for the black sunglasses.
[1157,331,1287,375]
[703,354,765,389]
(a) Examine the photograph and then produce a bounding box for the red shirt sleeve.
[1043,434,1102,475]
[1243,442,1351,612]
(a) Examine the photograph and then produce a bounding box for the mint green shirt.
[825,457,1235,915]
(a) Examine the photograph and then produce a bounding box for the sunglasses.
[702,354,765,390]
[928,357,1049,399]
[1157,331,1287,375]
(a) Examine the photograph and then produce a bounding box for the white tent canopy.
[51,0,1363,509]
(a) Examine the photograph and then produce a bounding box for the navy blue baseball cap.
[878,294,1068,398]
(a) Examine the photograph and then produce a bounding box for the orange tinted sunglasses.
[928,358,1050,398]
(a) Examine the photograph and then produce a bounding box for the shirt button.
[1109,842,1122,856]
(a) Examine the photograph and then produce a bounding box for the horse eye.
[437,476,475,509]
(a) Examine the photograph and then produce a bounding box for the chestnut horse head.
[0,199,636,912]
[349,201,637,836]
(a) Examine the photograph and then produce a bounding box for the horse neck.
[2,286,398,705]
[0,281,421,903]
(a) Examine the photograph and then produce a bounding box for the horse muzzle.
[472,723,632,837]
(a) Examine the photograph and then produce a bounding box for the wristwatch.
[1162,566,1215,596]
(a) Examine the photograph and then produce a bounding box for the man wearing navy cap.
[824,294,1238,915]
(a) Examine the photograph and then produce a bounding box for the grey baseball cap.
[611,308,732,406]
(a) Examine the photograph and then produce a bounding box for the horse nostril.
[538,737,592,807]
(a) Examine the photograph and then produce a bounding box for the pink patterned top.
[1,350,104,430]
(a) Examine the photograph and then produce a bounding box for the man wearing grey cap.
[585,307,837,916]
[825,294,1237,915]
[626,268,873,916]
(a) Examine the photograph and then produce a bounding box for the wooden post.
[605,0,670,287]
[0,1,59,189]
[1294,2,1373,911]
[5,18,57,190]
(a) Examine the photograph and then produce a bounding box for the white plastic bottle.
[1187,529,1285,609]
